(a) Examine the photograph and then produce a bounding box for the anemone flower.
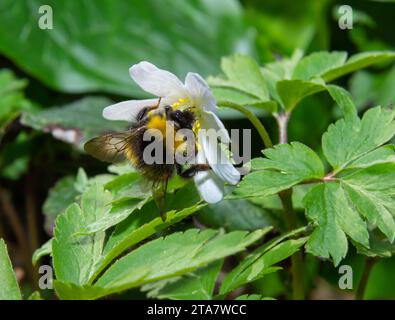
[103,61,240,203]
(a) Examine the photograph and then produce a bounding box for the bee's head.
[168,108,195,129]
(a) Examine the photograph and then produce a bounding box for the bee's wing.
[84,129,142,163]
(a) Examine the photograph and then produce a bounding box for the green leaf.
[54,281,112,300]
[220,234,308,294]
[276,79,326,111]
[0,0,252,96]
[235,294,274,300]
[303,104,395,265]
[0,69,33,139]
[326,85,358,123]
[32,239,53,266]
[142,260,223,300]
[263,49,304,81]
[104,172,151,202]
[21,97,126,148]
[76,171,155,235]
[233,142,324,198]
[42,168,113,231]
[197,198,276,231]
[346,145,395,170]
[0,239,22,300]
[43,176,80,220]
[342,163,395,241]
[322,51,395,82]
[209,54,269,101]
[293,51,347,80]
[355,231,395,258]
[27,291,43,300]
[93,228,268,298]
[322,107,395,171]
[52,184,110,285]
[350,66,395,111]
[212,87,278,113]
[76,198,150,235]
[304,182,369,266]
[0,132,33,180]
[94,203,204,283]
[80,183,203,283]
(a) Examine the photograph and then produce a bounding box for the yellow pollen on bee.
[147,114,167,135]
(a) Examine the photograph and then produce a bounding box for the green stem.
[274,111,290,144]
[276,111,304,299]
[356,258,376,300]
[222,104,304,298]
[279,189,305,300]
[218,103,273,148]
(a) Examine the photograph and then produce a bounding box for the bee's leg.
[156,97,162,108]
[154,175,169,222]
[179,164,211,179]
[176,163,183,175]
[137,98,163,122]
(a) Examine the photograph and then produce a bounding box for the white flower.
[103,61,240,203]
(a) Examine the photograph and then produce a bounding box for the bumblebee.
[84,100,209,220]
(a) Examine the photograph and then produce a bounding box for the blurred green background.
[1,0,395,299]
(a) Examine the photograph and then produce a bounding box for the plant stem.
[276,110,305,299]
[0,188,34,282]
[356,258,376,300]
[26,171,40,290]
[275,111,290,144]
[279,189,305,300]
[222,104,304,298]
[219,103,273,148]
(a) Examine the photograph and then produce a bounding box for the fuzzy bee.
[84,99,209,220]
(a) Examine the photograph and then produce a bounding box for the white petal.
[194,170,224,203]
[199,124,240,185]
[193,151,224,203]
[129,61,186,99]
[201,111,230,143]
[103,99,159,122]
[185,73,216,112]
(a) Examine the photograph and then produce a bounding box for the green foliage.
[0,132,33,180]
[93,229,266,294]
[0,70,33,139]
[235,294,273,300]
[52,184,111,285]
[32,239,52,266]
[42,168,113,231]
[304,106,395,265]
[198,198,277,231]
[321,51,395,82]
[276,79,325,111]
[322,107,395,172]
[0,239,22,300]
[22,97,126,148]
[142,260,223,300]
[54,228,268,300]
[208,55,277,113]
[0,0,252,97]
[209,50,395,116]
[220,228,308,294]
[234,142,324,198]
[2,0,395,300]
[351,66,395,111]
[292,51,347,80]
